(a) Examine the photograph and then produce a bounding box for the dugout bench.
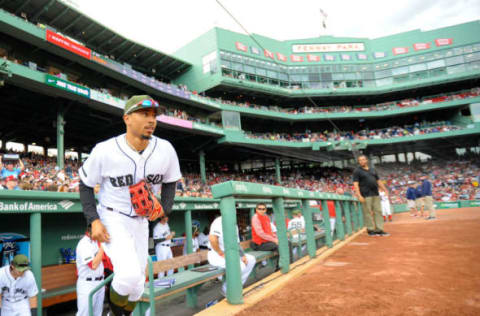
[41,263,77,309]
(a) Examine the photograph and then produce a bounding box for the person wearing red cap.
[4,175,21,190]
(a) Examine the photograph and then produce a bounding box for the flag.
[276,52,287,62]
[290,54,304,62]
[264,49,275,59]
[235,42,247,52]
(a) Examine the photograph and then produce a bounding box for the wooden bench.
[41,263,77,307]
[135,240,278,315]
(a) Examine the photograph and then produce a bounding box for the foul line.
[196,228,366,316]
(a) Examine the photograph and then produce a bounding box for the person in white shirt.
[197,227,210,250]
[287,210,306,259]
[182,225,200,256]
[207,216,255,296]
[76,226,105,316]
[153,216,175,277]
[0,254,38,316]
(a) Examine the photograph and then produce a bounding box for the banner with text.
[46,29,91,59]
[292,43,365,53]
[45,74,90,98]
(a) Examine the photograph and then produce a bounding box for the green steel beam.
[343,201,353,235]
[116,43,137,60]
[32,0,55,21]
[56,110,64,169]
[49,7,70,25]
[301,200,316,258]
[15,0,32,14]
[62,14,83,32]
[334,200,345,240]
[98,34,118,49]
[272,197,290,273]
[30,213,42,316]
[107,40,129,54]
[74,21,96,38]
[275,158,281,184]
[86,28,107,43]
[140,53,159,67]
[321,200,333,247]
[199,150,206,185]
[220,196,243,304]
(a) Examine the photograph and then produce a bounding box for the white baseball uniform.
[75,235,105,316]
[207,217,255,294]
[153,222,173,277]
[0,265,38,316]
[380,191,392,216]
[197,233,209,249]
[288,216,306,257]
[182,236,199,256]
[80,134,181,301]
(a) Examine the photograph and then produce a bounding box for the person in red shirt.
[250,203,278,251]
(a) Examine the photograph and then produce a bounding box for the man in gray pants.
[353,155,390,236]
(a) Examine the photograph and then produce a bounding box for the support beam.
[275,158,281,184]
[86,28,107,43]
[49,7,70,25]
[15,0,32,14]
[57,110,65,169]
[116,43,136,60]
[301,200,316,258]
[30,213,42,316]
[199,150,206,185]
[32,0,55,20]
[98,34,118,49]
[74,21,96,37]
[107,40,129,55]
[62,14,83,32]
[272,197,290,273]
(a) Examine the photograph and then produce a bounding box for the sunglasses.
[257,207,267,211]
[126,99,159,114]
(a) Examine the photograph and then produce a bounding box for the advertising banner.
[324,54,336,61]
[435,38,453,46]
[46,29,91,59]
[251,46,260,55]
[0,233,30,267]
[392,47,409,55]
[235,41,248,52]
[340,54,351,61]
[307,54,320,62]
[373,51,387,59]
[292,43,365,53]
[0,198,81,213]
[264,49,275,59]
[276,52,287,62]
[157,115,193,129]
[290,54,304,62]
[434,202,459,209]
[45,74,90,98]
[413,42,431,51]
[357,53,368,60]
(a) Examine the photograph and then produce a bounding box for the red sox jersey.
[79,134,181,216]
[0,265,38,316]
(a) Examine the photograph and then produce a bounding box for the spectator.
[353,155,390,237]
[0,155,24,178]
[251,203,278,251]
[4,175,21,190]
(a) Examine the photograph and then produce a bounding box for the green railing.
[210,181,362,304]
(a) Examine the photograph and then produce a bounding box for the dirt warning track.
[237,208,480,316]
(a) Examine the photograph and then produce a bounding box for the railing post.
[249,207,255,240]
[350,201,358,232]
[334,200,345,241]
[30,213,42,316]
[321,200,333,247]
[220,196,243,304]
[301,200,316,258]
[343,201,353,236]
[184,210,193,254]
[272,197,290,273]
[357,202,365,228]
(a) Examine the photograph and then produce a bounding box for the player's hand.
[358,196,365,203]
[241,255,248,265]
[274,238,279,245]
[91,219,110,243]
[171,231,175,237]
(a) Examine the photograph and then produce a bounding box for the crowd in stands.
[1,148,478,205]
[245,121,462,143]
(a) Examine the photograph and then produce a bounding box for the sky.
[63,0,480,55]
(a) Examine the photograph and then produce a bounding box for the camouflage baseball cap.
[124,95,160,115]
[292,209,302,215]
[12,254,30,272]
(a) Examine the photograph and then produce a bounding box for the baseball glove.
[129,180,164,221]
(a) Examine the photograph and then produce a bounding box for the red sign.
[307,54,320,62]
[276,52,287,62]
[290,54,304,62]
[235,41,248,52]
[392,47,409,55]
[413,42,431,51]
[264,49,275,59]
[435,38,453,46]
[46,29,91,59]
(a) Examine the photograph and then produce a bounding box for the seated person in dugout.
[250,203,278,251]
[207,215,255,296]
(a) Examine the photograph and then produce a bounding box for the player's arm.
[377,180,388,196]
[209,234,224,257]
[353,181,365,202]
[88,246,104,270]
[79,181,109,242]
[0,155,3,171]
[29,295,37,313]
[18,158,25,172]
[160,181,177,216]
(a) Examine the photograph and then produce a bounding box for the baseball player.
[208,216,255,297]
[288,210,306,258]
[0,254,38,316]
[182,225,200,256]
[379,188,393,222]
[76,226,105,316]
[79,95,181,315]
[153,216,175,277]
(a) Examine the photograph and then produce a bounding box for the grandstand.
[0,1,479,315]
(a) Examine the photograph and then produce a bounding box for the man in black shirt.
[353,155,390,236]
